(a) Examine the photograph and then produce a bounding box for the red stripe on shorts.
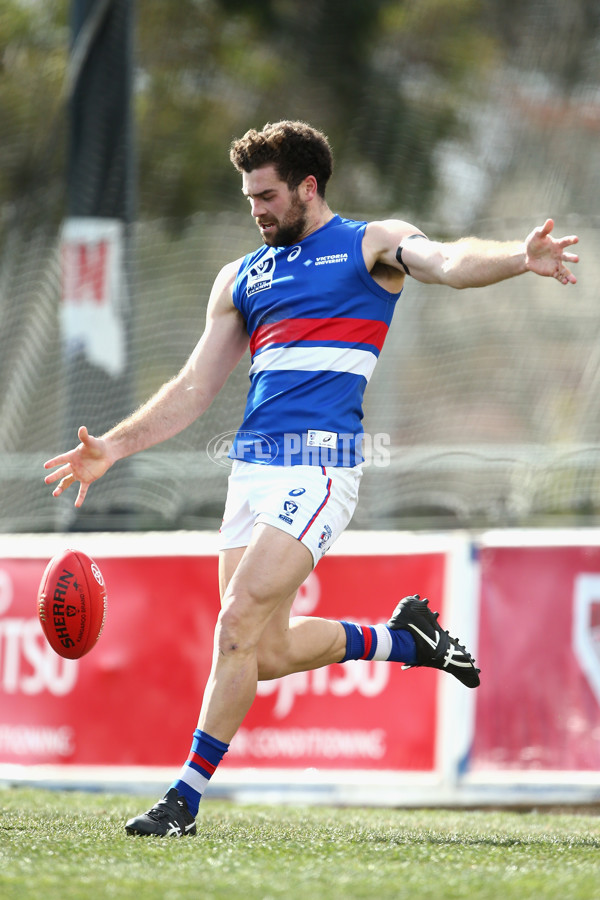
[298,469,332,540]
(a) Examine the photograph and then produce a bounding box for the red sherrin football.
[37,549,107,659]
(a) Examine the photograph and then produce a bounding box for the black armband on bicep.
[395,245,411,275]
[396,233,429,276]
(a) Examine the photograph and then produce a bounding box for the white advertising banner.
[60,217,126,376]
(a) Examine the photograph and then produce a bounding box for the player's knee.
[214,596,259,657]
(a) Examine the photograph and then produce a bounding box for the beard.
[259,193,309,247]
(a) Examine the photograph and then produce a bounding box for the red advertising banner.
[0,547,445,772]
[472,543,600,771]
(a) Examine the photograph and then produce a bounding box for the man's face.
[242,165,308,247]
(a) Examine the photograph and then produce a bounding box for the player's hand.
[43,426,113,507]
[524,218,579,285]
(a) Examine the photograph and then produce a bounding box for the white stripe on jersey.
[249,345,378,381]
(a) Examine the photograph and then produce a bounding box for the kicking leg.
[218,540,476,685]
[270,597,480,688]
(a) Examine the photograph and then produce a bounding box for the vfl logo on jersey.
[247,256,275,296]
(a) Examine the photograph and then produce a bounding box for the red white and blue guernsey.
[230,215,402,467]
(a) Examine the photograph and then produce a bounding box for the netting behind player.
[3,212,600,533]
[1,1,600,532]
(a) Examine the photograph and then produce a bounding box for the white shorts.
[219,460,363,567]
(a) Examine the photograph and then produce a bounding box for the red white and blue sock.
[340,621,417,664]
[170,728,229,817]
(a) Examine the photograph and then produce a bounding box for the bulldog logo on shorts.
[318,524,332,550]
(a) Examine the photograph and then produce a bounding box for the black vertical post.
[61,0,135,529]
[68,0,135,223]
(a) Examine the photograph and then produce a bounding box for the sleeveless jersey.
[230,215,401,467]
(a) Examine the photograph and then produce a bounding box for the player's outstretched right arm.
[44,259,249,507]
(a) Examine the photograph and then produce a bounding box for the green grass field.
[1,787,599,900]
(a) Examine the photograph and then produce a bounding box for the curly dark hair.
[229,120,333,198]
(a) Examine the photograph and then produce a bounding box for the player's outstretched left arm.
[522,218,579,285]
[366,218,579,289]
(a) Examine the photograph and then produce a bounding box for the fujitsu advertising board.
[0,540,445,772]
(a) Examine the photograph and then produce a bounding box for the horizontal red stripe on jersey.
[250,317,389,357]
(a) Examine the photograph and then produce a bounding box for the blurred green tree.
[136,0,499,217]
[0,0,68,233]
[1,0,598,225]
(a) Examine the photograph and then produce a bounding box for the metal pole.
[61,0,135,530]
